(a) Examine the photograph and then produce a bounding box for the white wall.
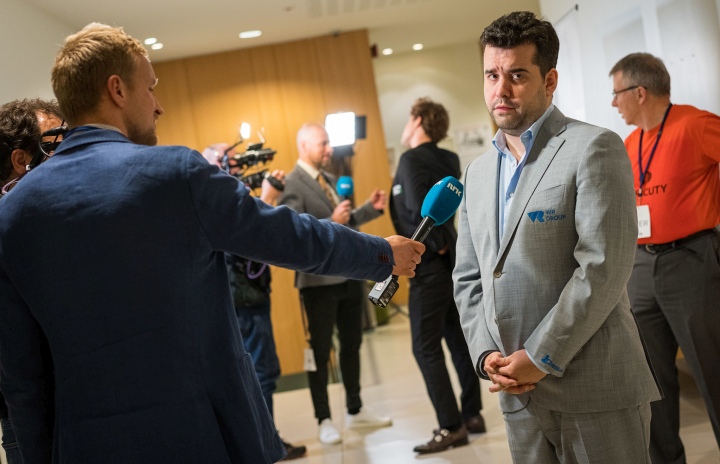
[0,0,74,104]
[540,0,720,139]
[373,41,494,175]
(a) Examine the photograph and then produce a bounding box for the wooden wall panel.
[313,32,395,239]
[153,60,199,149]
[152,29,404,375]
[246,47,296,174]
[182,49,262,149]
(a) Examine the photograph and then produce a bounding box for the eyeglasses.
[39,140,63,157]
[38,120,67,158]
[612,85,639,98]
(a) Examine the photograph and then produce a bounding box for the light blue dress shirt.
[493,104,555,240]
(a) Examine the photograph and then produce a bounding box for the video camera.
[220,125,283,192]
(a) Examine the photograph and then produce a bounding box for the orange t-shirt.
[625,104,720,244]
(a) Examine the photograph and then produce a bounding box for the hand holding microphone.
[369,176,464,308]
[337,176,386,211]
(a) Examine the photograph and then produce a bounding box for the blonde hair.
[51,23,148,124]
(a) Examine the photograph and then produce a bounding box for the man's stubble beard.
[127,122,159,147]
[489,88,549,137]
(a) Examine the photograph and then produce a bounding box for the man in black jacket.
[390,98,484,454]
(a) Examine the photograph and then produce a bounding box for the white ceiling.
[25,0,540,62]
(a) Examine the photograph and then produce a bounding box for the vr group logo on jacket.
[541,355,563,372]
[527,211,545,222]
[527,209,567,223]
[392,184,402,196]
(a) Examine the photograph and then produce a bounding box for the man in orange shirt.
[610,52,720,464]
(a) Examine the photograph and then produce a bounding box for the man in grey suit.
[453,11,660,463]
[279,123,393,445]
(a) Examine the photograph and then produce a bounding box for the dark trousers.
[236,301,281,419]
[628,230,720,464]
[301,280,364,421]
[409,255,482,429]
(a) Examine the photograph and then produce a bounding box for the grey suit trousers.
[504,400,651,464]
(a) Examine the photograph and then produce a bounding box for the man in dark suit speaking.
[279,123,393,445]
[0,23,424,464]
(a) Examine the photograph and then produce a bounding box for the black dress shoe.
[464,414,486,434]
[279,439,307,461]
[413,426,469,454]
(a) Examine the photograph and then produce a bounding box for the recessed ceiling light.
[412,43,424,51]
[151,43,164,50]
[239,30,262,39]
[144,38,157,45]
[382,48,393,56]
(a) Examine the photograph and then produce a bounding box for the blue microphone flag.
[420,176,463,225]
[336,176,354,197]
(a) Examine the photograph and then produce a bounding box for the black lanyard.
[638,103,672,188]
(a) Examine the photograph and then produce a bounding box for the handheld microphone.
[336,176,353,202]
[368,176,463,308]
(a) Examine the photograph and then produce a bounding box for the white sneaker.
[318,418,342,445]
[345,408,393,429]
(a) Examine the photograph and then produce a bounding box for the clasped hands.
[484,349,547,395]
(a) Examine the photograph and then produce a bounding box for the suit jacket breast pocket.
[524,184,572,240]
[531,184,565,205]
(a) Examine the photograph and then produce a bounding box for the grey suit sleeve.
[349,200,382,228]
[453,165,499,369]
[277,178,310,215]
[523,130,638,377]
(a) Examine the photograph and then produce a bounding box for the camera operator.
[1,99,64,196]
[203,142,306,460]
[1,97,65,464]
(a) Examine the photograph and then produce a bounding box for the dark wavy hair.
[480,11,559,77]
[410,97,450,143]
[0,99,62,182]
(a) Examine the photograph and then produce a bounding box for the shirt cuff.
[527,350,553,376]
[475,350,499,381]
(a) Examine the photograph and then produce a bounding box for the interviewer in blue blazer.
[0,23,424,464]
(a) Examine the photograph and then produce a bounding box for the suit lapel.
[496,108,568,263]
[295,166,336,210]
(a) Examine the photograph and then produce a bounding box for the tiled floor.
[1,316,717,464]
[273,315,720,464]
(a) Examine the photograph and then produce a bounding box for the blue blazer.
[0,127,394,464]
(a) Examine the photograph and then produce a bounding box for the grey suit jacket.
[279,165,382,288]
[453,107,660,414]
